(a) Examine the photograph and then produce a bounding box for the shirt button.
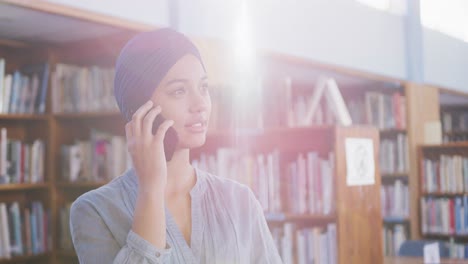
[155,252,161,257]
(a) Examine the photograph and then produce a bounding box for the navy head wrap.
[114,28,206,121]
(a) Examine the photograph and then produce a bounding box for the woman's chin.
[178,134,206,149]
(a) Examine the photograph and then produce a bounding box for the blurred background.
[0,1,467,264]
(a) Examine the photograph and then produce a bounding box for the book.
[302,77,352,126]
[0,203,11,259]
[0,58,4,113]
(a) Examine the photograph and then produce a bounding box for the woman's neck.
[165,148,195,197]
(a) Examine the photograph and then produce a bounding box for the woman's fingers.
[153,119,175,143]
[125,122,134,153]
[142,105,162,139]
[132,100,154,137]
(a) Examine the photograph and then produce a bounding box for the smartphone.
[152,114,178,161]
[125,101,179,162]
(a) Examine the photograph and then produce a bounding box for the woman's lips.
[185,121,207,133]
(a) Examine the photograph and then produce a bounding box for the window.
[421,0,468,43]
[355,0,407,15]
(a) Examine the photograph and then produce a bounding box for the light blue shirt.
[70,167,283,263]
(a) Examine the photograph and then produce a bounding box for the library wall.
[43,0,468,94]
[423,28,468,93]
[177,0,407,80]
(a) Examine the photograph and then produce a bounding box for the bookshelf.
[439,89,468,143]
[419,143,468,259]
[324,72,410,255]
[0,1,151,263]
[197,33,443,258]
[192,125,382,264]
[0,1,401,263]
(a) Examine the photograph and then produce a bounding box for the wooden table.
[385,256,468,264]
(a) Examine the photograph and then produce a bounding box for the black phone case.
[152,115,178,161]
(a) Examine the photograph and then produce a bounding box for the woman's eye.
[172,88,186,96]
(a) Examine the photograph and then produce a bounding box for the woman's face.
[150,54,211,149]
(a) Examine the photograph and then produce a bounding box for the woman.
[69,28,283,264]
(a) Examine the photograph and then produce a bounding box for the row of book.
[0,128,45,185]
[290,86,341,127]
[446,240,468,259]
[0,59,49,115]
[347,91,407,130]
[420,196,468,235]
[61,130,131,182]
[382,224,407,256]
[442,111,468,133]
[0,201,51,259]
[192,149,335,215]
[209,77,353,130]
[443,134,468,143]
[381,180,409,218]
[380,133,409,174]
[271,223,337,264]
[51,63,117,113]
[421,155,468,194]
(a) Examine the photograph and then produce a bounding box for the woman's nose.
[190,92,208,113]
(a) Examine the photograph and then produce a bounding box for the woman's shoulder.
[70,169,134,214]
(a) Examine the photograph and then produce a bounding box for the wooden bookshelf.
[326,72,411,254]
[0,2,424,263]
[0,183,50,192]
[53,112,121,120]
[264,213,336,223]
[0,114,49,121]
[0,253,51,264]
[418,143,468,246]
[444,131,468,137]
[55,182,108,189]
[405,83,441,242]
[199,125,383,264]
[440,89,468,143]
[0,1,151,263]
[420,142,468,149]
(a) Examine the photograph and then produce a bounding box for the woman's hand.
[125,100,174,195]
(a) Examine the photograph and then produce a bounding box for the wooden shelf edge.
[0,114,49,120]
[2,0,155,32]
[53,111,122,119]
[443,130,468,136]
[56,181,108,189]
[424,233,468,240]
[0,252,51,263]
[0,183,49,191]
[0,38,29,48]
[421,192,466,197]
[420,142,468,149]
[265,213,336,222]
